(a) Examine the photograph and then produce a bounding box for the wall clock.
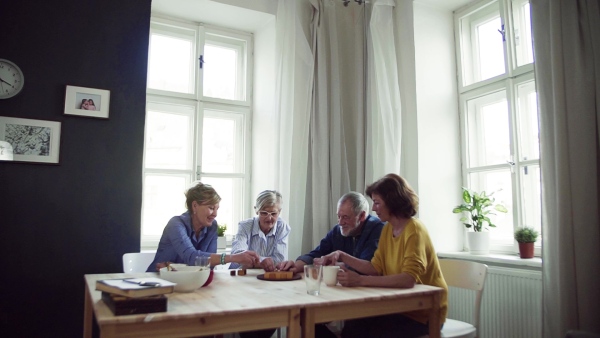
[0,59,25,99]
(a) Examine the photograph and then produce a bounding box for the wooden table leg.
[300,308,315,338]
[287,307,301,338]
[83,282,93,338]
[428,291,441,338]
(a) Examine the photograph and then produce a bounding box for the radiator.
[447,266,542,338]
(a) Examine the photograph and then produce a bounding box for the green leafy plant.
[217,224,227,237]
[514,227,539,243]
[452,187,508,232]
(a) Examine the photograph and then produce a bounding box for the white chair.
[122,252,156,273]
[439,259,488,338]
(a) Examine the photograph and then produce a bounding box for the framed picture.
[0,116,61,164]
[64,85,110,119]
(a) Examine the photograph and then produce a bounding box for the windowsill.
[438,251,542,270]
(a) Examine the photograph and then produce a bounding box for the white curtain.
[274,0,314,259]
[531,0,600,336]
[365,0,402,185]
[305,0,402,249]
[275,0,402,254]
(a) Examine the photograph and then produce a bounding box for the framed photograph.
[0,116,61,164]
[64,85,110,119]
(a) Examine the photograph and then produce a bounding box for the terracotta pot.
[518,242,535,258]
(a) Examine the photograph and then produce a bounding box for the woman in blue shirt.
[147,182,259,272]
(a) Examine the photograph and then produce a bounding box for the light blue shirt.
[231,216,290,268]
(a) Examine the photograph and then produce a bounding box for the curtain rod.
[342,0,366,7]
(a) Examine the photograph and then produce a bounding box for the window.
[455,0,540,254]
[141,17,252,249]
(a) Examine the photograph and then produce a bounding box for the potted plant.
[217,224,227,249]
[514,226,538,258]
[452,187,508,254]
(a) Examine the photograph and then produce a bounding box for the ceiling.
[151,0,476,33]
[415,0,475,11]
[151,0,276,33]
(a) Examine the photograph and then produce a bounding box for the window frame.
[455,0,540,255]
[141,16,253,250]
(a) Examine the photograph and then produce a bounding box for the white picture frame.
[0,116,61,164]
[64,85,110,119]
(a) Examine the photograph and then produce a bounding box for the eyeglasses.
[259,211,279,218]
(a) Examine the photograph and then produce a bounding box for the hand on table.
[276,260,305,274]
[231,250,260,268]
[259,257,276,272]
[337,266,361,287]
[155,262,168,271]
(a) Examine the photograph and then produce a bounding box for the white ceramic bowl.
[168,263,189,270]
[160,267,210,292]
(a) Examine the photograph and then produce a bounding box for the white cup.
[323,265,340,286]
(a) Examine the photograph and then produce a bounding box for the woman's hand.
[337,266,362,287]
[259,257,275,272]
[315,250,343,266]
[231,250,260,268]
[155,262,168,271]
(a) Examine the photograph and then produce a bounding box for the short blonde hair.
[185,182,221,212]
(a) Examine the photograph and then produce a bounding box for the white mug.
[323,265,340,286]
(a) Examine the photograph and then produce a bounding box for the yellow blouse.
[371,218,448,324]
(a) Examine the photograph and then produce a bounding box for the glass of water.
[195,256,211,271]
[304,264,323,296]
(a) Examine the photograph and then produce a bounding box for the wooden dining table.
[84,268,443,338]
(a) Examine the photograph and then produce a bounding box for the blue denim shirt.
[296,215,384,268]
[146,211,218,272]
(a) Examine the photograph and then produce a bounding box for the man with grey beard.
[276,192,384,338]
[276,191,384,274]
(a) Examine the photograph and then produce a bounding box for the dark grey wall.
[0,0,151,336]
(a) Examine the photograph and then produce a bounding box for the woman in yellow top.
[317,173,448,338]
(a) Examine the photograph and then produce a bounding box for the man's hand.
[276,260,295,271]
[276,260,306,273]
[314,250,342,266]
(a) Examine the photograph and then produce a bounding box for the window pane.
[477,17,505,80]
[466,91,511,167]
[200,177,244,236]
[469,169,514,242]
[142,175,189,237]
[148,28,196,94]
[512,0,534,67]
[203,34,246,101]
[516,80,539,161]
[459,1,505,86]
[201,111,244,173]
[144,104,194,170]
[520,164,541,243]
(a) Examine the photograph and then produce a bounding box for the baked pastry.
[263,271,293,280]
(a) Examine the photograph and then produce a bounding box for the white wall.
[252,16,278,207]
[413,2,463,252]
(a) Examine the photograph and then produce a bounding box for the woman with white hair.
[231,190,290,272]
